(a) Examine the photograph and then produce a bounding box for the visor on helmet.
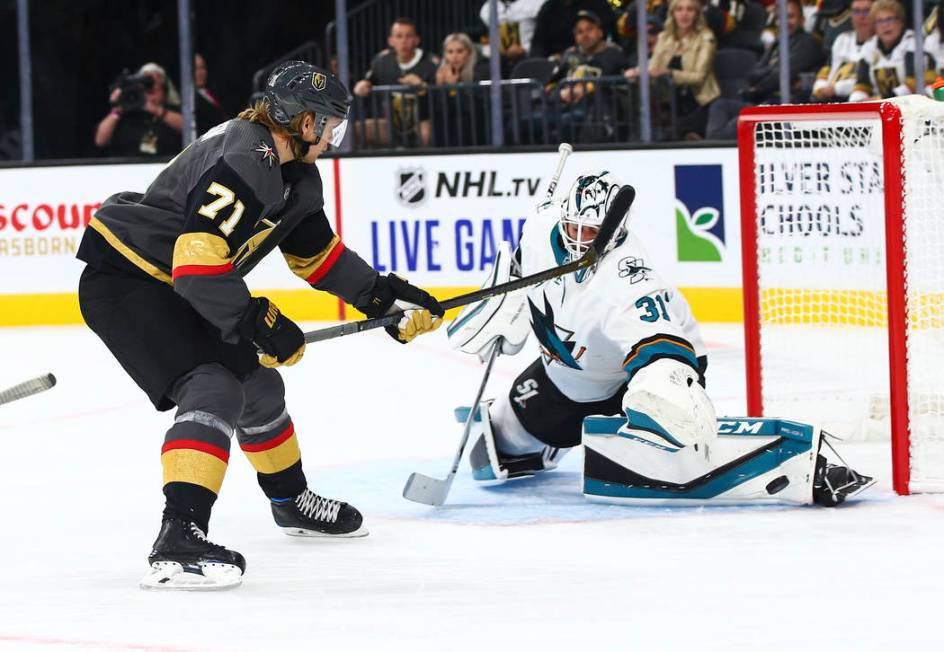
[327,117,348,148]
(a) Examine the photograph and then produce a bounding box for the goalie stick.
[0,373,56,407]
[301,184,636,345]
[402,340,501,506]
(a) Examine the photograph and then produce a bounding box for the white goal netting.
[747,96,944,492]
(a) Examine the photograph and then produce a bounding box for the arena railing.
[348,76,679,152]
[325,0,483,80]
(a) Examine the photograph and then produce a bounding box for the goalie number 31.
[635,292,671,322]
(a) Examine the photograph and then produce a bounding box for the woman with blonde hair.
[436,32,479,84]
[625,0,720,138]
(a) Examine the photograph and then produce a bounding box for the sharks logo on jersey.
[528,294,586,370]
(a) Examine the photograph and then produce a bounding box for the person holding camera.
[94,62,183,157]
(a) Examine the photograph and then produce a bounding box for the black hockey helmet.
[263,60,351,149]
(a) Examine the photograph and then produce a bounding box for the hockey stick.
[0,373,56,407]
[544,142,573,202]
[301,184,636,345]
[402,340,501,505]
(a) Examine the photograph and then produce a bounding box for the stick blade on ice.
[402,472,448,506]
[0,373,57,407]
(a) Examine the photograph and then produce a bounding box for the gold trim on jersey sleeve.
[282,235,341,280]
[172,232,232,269]
[88,216,172,284]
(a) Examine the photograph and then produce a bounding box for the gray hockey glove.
[360,274,444,343]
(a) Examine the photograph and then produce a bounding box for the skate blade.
[139,561,243,591]
[278,525,369,538]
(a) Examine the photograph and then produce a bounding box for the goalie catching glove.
[447,241,530,361]
[240,297,305,368]
[360,274,444,343]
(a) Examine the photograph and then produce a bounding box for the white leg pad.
[583,416,821,506]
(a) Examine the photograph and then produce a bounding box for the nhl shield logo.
[312,72,326,91]
[396,167,426,206]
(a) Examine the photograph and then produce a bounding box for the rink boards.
[0,147,743,325]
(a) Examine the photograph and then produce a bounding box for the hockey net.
[738,96,944,494]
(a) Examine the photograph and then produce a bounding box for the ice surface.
[0,323,940,651]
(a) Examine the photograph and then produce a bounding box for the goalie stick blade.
[0,373,57,407]
[402,472,449,506]
[591,185,635,258]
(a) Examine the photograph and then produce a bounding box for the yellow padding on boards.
[0,287,746,326]
[240,434,301,475]
[161,449,228,494]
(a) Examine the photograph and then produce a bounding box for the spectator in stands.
[705,0,823,139]
[194,53,227,135]
[615,1,669,55]
[924,5,944,76]
[94,62,182,157]
[811,0,874,101]
[536,10,629,142]
[626,0,720,138]
[622,14,665,68]
[434,33,487,146]
[436,33,480,84]
[352,17,438,147]
[553,9,629,105]
[812,0,853,57]
[531,0,618,58]
[849,0,936,101]
[704,0,749,42]
[353,17,438,96]
[478,0,546,66]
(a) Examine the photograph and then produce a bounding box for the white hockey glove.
[447,241,530,361]
[620,358,717,451]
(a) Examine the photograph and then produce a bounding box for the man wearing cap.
[552,10,629,105]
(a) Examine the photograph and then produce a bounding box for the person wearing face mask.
[77,63,444,590]
[94,62,183,157]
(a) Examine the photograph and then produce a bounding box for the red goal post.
[737,97,944,495]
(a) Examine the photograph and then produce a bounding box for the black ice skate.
[812,454,876,507]
[271,489,368,538]
[140,518,246,591]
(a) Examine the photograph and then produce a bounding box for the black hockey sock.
[259,460,307,500]
[163,482,217,533]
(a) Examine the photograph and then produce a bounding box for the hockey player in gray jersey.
[448,171,873,507]
[77,62,443,589]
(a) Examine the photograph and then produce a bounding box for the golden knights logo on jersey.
[528,294,586,370]
[873,65,902,98]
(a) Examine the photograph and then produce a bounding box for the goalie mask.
[559,171,627,259]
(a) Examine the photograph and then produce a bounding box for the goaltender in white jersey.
[448,170,873,507]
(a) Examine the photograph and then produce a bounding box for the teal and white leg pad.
[459,401,560,485]
[582,416,821,505]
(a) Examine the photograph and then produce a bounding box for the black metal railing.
[348,76,679,151]
[326,0,482,80]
